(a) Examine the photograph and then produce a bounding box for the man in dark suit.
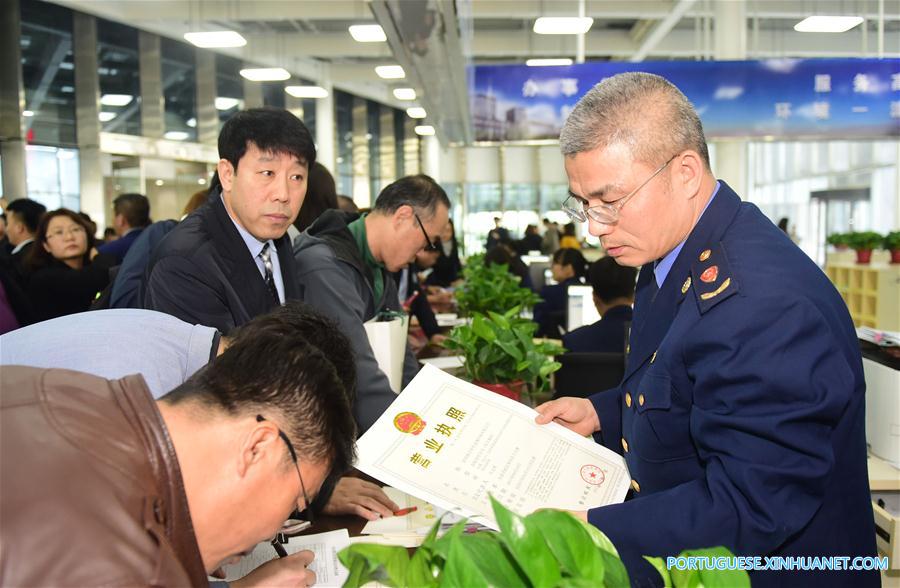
[97,193,151,263]
[142,108,311,333]
[562,256,635,353]
[2,198,46,279]
[537,72,877,587]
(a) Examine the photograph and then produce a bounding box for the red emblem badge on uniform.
[700,265,719,283]
[580,464,605,485]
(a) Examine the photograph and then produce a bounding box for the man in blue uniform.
[536,72,877,587]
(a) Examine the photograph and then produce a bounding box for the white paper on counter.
[355,364,630,530]
[361,486,445,535]
[220,529,350,586]
[418,355,465,371]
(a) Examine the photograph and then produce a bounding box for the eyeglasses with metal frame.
[562,154,677,225]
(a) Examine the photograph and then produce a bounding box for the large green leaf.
[337,544,409,587]
[490,497,562,587]
[431,520,468,561]
[472,315,497,342]
[597,549,630,587]
[580,519,621,557]
[341,550,373,588]
[406,546,439,587]
[526,510,605,581]
[440,532,527,588]
[496,339,524,363]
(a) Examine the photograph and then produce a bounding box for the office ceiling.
[47,0,900,143]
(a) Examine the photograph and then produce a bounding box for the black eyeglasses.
[256,415,312,519]
[414,212,438,251]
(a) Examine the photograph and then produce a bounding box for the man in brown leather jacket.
[0,320,355,587]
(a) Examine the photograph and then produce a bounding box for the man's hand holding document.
[355,364,630,529]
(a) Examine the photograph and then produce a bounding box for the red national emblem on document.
[580,465,605,485]
[393,411,426,435]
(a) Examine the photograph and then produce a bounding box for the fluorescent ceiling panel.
[533,17,593,35]
[183,31,247,48]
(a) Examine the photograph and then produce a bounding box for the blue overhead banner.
[471,59,900,142]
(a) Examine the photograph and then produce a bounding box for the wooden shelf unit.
[825,263,900,330]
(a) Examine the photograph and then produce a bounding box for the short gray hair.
[559,72,710,169]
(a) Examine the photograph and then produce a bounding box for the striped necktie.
[259,242,280,303]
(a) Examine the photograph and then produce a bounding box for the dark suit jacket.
[142,193,299,334]
[26,254,116,322]
[561,304,632,353]
[98,227,145,264]
[587,182,877,587]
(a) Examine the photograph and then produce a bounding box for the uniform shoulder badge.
[689,243,739,313]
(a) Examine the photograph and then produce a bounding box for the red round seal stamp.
[580,465,605,485]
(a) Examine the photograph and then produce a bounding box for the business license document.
[356,364,630,529]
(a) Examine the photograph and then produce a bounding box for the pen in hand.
[271,533,288,558]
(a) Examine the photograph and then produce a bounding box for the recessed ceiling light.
[22,110,34,117]
[414,125,435,136]
[240,68,291,82]
[533,17,594,35]
[197,178,207,185]
[100,94,133,107]
[406,107,427,119]
[98,112,116,122]
[794,16,864,33]
[393,88,417,100]
[183,31,247,48]
[155,179,165,186]
[164,131,190,141]
[214,97,241,110]
[375,65,405,79]
[349,24,386,43]
[526,58,574,66]
[285,86,329,98]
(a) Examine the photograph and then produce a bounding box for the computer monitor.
[566,285,601,331]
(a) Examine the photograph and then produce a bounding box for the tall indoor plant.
[338,496,750,588]
[444,307,563,403]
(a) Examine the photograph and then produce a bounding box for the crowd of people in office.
[0,71,878,588]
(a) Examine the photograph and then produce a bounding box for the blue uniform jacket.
[588,182,877,587]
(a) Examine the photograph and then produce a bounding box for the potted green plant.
[339,496,750,588]
[847,231,883,264]
[884,231,900,264]
[825,232,850,251]
[444,307,563,404]
[455,255,541,316]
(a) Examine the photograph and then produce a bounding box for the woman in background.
[25,209,115,321]
[559,223,581,249]
[533,247,586,338]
